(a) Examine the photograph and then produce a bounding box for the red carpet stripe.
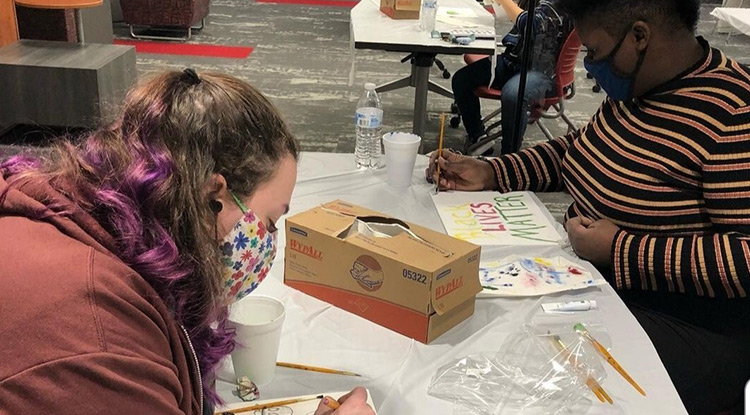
[113,39,253,59]
[256,0,358,7]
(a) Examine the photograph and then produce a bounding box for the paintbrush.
[550,334,613,404]
[574,323,646,396]
[277,361,362,377]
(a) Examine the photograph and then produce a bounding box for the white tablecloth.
[216,152,687,415]
[712,7,750,37]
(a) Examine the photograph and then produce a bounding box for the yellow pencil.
[217,395,323,415]
[322,396,341,410]
[574,323,646,396]
[435,113,446,192]
[550,335,613,404]
[277,361,362,377]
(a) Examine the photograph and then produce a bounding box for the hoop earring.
[210,200,223,214]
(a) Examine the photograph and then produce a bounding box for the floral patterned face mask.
[219,192,278,303]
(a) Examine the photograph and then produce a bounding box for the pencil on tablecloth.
[435,113,446,193]
[322,396,341,410]
[217,395,323,415]
[277,361,362,377]
[574,323,646,396]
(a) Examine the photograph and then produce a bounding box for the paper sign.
[479,255,606,297]
[431,191,565,246]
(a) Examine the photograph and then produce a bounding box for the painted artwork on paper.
[478,255,606,297]
[431,191,565,246]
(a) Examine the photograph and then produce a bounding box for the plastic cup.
[228,295,286,386]
[383,132,421,188]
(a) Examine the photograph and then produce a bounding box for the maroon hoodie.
[0,174,202,415]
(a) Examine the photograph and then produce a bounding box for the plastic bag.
[428,323,608,415]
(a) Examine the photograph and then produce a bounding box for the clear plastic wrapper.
[428,323,609,415]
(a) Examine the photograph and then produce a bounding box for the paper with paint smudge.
[478,255,606,297]
[431,191,565,246]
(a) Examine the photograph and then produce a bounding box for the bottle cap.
[364,82,376,91]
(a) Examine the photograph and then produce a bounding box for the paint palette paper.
[218,390,377,415]
[431,191,565,246]
[478,256,606,297]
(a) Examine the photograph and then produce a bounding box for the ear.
[205,173,229,200]
[631,21,651,52]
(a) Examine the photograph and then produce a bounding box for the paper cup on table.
[228,295,286,387]
[383,132,421,188]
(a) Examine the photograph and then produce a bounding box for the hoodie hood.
[0,172,119,259]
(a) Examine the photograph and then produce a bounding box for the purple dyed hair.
[0,71,299,405]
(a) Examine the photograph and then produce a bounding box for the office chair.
[586,72,601,92]
[451,29,582,156]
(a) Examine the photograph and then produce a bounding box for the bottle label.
[355,108,383,128]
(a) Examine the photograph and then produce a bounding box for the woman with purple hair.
[0,69,373,415]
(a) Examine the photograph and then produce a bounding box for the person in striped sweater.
[428,0,750,413]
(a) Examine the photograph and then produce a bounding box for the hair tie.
[183,68,201,85]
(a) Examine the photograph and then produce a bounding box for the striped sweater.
[487,37,750,299]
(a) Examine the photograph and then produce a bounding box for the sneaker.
[463,133,486,154]
[466,133,496,156]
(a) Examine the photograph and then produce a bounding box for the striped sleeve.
[611,81,750,299]
[487,129,581,193]
[611,231,750,298]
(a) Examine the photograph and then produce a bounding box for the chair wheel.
[450,102,459,114]
[593,84,601,93]
[450,116,461,128]
[586,72,594,79]
[442,70,451,79]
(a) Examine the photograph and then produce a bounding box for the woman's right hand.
[425,150,497,191]
[313,387,375,415]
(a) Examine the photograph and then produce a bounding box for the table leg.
[75,9,85,43]
[427,80,453,99]
[412,53,434,150]
[376,76,412,93]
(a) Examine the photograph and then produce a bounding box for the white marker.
[541,300,598,314]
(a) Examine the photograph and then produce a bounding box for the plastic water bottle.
[420,0,437,33]
[355,83,383,169]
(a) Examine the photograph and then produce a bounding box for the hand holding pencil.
[434,113,446,194]
[426,150,497,191]
[313,387,374,415]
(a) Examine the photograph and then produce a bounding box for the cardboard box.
[284,200,481,343]
[380,0,420,20]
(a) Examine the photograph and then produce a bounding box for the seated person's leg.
[452,57,512,146]
[498,71,552,155]
[622,291,750,415]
